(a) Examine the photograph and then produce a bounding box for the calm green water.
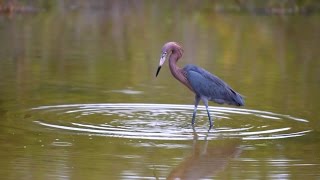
[0,1,320,179]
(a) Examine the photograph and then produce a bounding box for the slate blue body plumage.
[184,64,244,106]
[156,42,244,129]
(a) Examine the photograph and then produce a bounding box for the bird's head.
[156,42,183,77]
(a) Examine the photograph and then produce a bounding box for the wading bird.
[155,42,244,129]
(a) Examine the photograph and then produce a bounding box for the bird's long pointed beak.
[156,53,166,77]
[155,66,162,77]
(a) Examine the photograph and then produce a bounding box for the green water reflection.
[0,1,319,179]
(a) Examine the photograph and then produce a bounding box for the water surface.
[0,1,319,179]
[31,103,310,141]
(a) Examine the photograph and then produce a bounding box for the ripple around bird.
[29,103,311,141]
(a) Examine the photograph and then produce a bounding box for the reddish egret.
[156,42,244,129]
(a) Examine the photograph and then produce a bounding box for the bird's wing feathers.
[184,64,244,106]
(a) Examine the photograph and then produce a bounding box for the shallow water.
[0,1,320,179]
[30,103,310,141]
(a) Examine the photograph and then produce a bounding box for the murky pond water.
[30,103,310,141]
[0,1,320,179]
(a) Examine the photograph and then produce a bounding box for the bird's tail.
[234,93,245,106]
[229,88,245,106]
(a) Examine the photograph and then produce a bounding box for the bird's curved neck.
[168,52,180,73]
[168,52,193,91]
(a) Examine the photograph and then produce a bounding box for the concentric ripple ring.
[29,103,311,141]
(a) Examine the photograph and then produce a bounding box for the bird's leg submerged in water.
[202,97,213,129]
[206,107,213,130]
[192,95,213,129]
[192,95,201,125]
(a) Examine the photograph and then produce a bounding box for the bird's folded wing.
[185,66,244,106]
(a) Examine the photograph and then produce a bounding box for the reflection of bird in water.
[167,130,242,179]
[156,42,244,129]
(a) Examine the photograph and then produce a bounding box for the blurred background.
[0,0,319,179]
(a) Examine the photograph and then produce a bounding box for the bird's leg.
[192,95,201,126]
[206,107,213,129]
[201,97,213,129]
